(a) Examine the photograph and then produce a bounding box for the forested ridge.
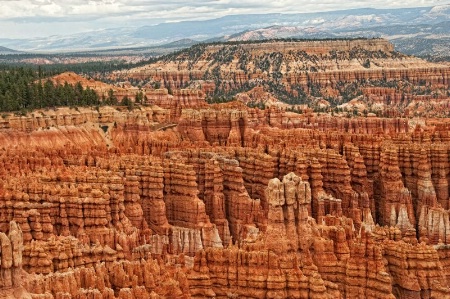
[0,55,158,75]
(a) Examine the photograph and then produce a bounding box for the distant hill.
[161,39,199,48]
[0,46,20,54]
[217,25,450,59]
[0,5,448,59]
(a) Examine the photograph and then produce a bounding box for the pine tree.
[107,89,117,105]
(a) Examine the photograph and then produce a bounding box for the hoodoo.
[0,38,450,298]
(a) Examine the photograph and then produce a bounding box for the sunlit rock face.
[2,38,450,298]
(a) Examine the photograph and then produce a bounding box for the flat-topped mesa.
[126,38,450,112]
[129,38,450,87]
[207,38,395,55]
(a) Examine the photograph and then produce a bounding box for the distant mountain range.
[0,46,21,55]
[0,5,449,58]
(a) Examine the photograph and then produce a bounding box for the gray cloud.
[0,0,447,38]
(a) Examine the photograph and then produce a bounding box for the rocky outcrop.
[146,88,208,121]
[0,221,31,299]
[25,257,190,299]
[383,240,450,298]
[123,39,450,119]
[186,173,403,298]
[187,173,340,298]
[2,66,450,298]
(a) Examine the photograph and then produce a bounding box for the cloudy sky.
[0,0,447,39]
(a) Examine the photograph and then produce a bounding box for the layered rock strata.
[1,84,450,297]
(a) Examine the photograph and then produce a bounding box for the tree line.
[0,67,101,112]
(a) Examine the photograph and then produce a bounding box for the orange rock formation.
[1,39,450,298]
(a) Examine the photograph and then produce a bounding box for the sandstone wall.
[0,97,450,298]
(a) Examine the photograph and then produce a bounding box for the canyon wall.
[1,39,450,298]
[0,102,449,298]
